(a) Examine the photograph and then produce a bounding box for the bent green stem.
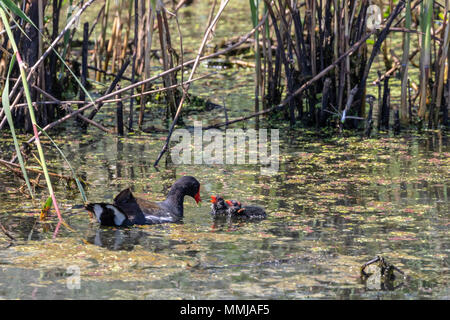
[0,6,63,222]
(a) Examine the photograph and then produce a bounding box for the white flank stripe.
[107,205,126,226]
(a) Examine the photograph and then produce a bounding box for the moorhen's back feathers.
[113,188,166,224]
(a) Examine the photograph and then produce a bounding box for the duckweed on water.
[0,130,448,299]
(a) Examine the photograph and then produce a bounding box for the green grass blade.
[0,0,37,29]
[1,53,34,197]
[249,0,260,27]
[0,3,32,42]
[0,0,95,104]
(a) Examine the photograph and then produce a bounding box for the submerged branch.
[0,222,16,241]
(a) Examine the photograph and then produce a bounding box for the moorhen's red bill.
[210,195,229,216]
[85,176,201,226]
[225,200,267,219]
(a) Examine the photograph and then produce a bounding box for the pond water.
[0,124,448,299]
[0,1,449,300]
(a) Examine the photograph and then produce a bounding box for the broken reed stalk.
[112,1,123,73]
[97,0,111,81]
[265,1,295,125]
[137,0,155,130]
[121,0,133,65]
[166,9,184,98]
[38,0,44,98]
[136,0,145,75]
[308,0,317,78]
[380,75,391,131]
[365,95,375,138]
[103,14,119,77]
[128,0,139,132]
[111,13,122,74]
[78,22,89,121]
[116,84,124,136]
[138,84,145,130]
[144,0,155,82]
[400,0,412,125]
[418,0,433,120]
[162,6,178,117]
[156,1,177,118]
[447,53,450,126]
[49,0,62,96]
[333,0,340,110]
[88,3,105,38]
[261,2,269,112]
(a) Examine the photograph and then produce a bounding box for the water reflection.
[86,228,143,251]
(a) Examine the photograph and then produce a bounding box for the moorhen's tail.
[85,203,131,226]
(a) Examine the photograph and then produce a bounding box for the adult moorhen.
[210,195,229,216]
[225,200,267,219]
[85,176,201,226]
